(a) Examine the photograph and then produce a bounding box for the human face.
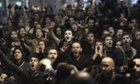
[70,17,75,25]
[102,30,110,39]
[64,30,73,42]
[116,29,123,38]
[18,19,23,27]
[11,31,18,39]
[71,24,78,31]
[87,8,93,16]
[14,49,22,60]
[71,42,82,57]
[115,41,122,48]
[47,49,58,62]
[29,57,39,71]
[108,27,115,36]
[131,19,137,26]
[122,35,132,45]
[0,73,7,82]
[56,27,62,35]
[88,20,94,28]
[36,29,43,39]
[135,31,140,40]
[19,28,26,37]
[38,41,45,50]
[133,59,140,75]
[95,41,103,50]
[101,58,114,75]
[55,15,61,23]
[86,33,94,44]
[105,36,113,48]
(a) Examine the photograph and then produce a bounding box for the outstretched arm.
[48,22,60,45]
[0,49,28,77]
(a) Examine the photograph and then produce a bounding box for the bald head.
[101,57,115,75]
[133,58,140,64]
[133,58,140,75]
[101,57,115,67]
[65,72,93,84]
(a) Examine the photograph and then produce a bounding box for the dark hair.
[56,63,76,79]
[121,32,132,40]
[18,26,26,36]
[86,32,95,37]
[28,53,40,62]
[86,16,96,24]
[103,35,112,41]
[11,46,25,64]
[94,39,105,47]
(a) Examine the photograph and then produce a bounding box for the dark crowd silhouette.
[0,0,140,84]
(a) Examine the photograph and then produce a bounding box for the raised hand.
[35,46,41,54]
[0,38,6,46]
[60,42,70,53]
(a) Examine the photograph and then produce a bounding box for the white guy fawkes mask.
[64,30,73,42]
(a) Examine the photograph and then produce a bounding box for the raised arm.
[0,49,28,77]
[48,22,60,46]
[91,0,96,13]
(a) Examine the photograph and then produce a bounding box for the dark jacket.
[114,47,137,67]
[64,53,93,71]
[0,49,45,84]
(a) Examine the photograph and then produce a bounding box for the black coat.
[0,50,45,84]
[64,53,93,71]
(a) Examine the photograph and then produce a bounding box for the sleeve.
[0,49,29,77]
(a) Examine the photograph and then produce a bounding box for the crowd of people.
[0,0,140,84]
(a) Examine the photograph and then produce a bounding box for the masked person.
[49,21,74,49]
